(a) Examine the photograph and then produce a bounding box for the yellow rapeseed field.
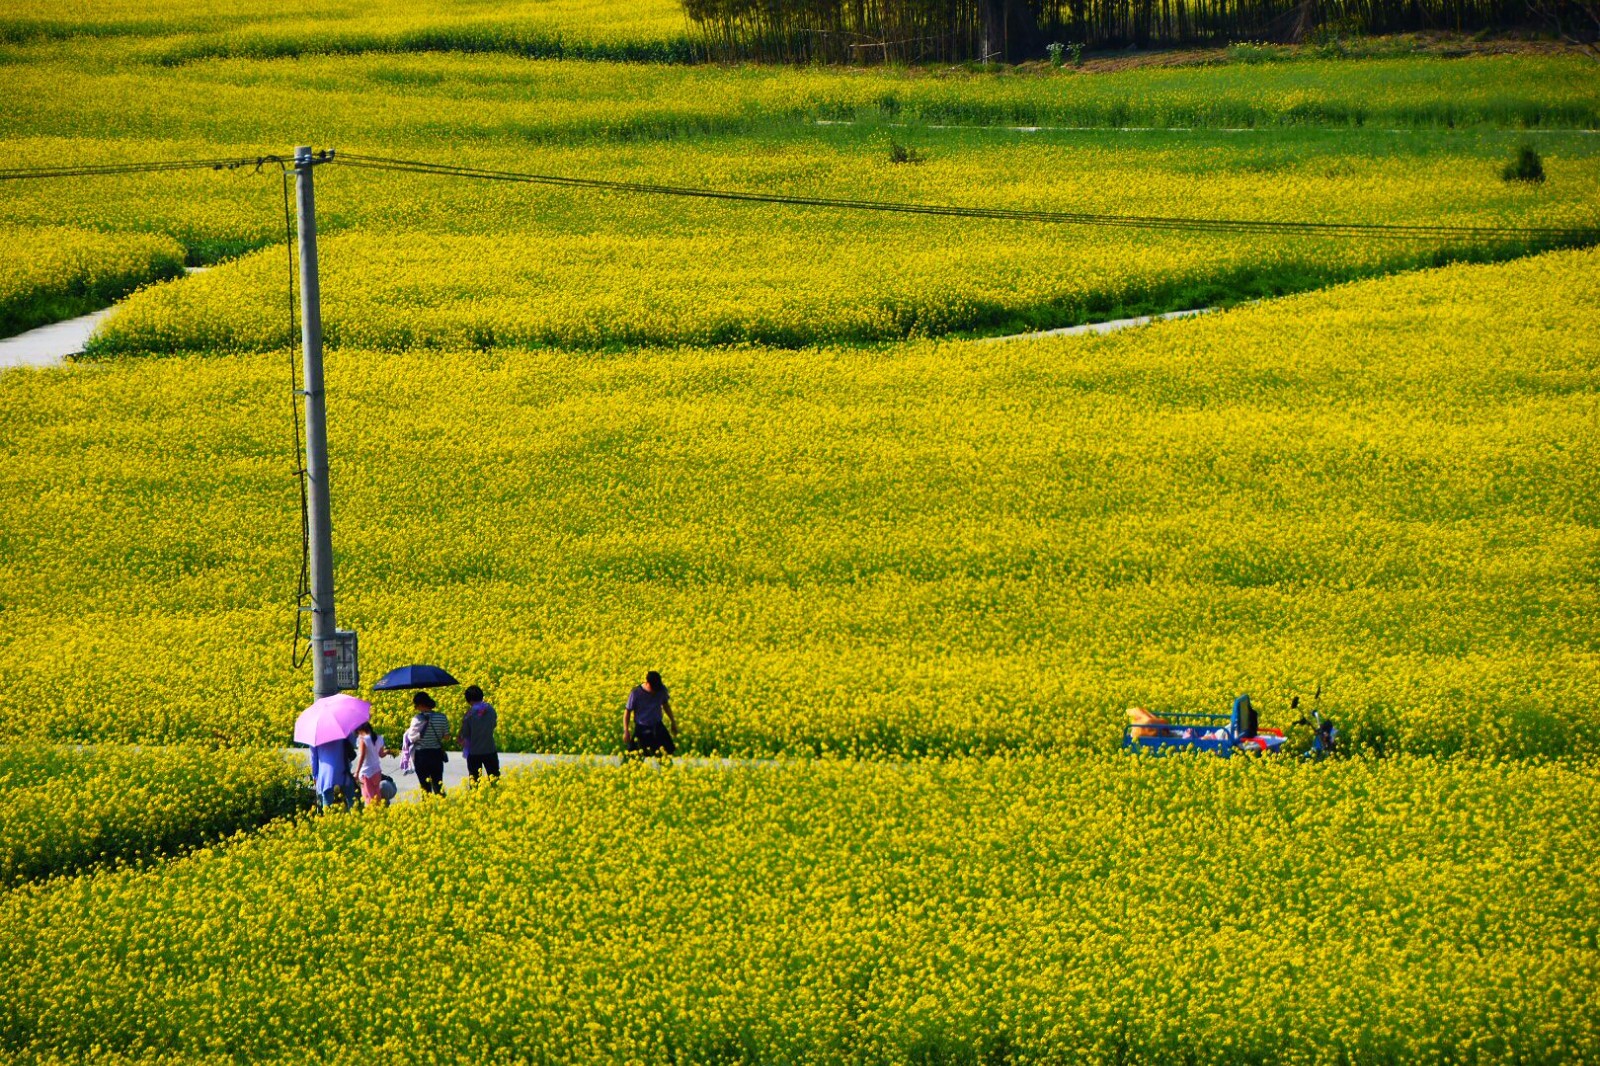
[0,744,309,886]
[3,249,1594,756]
[3,49,1597,356]
[1,755,1595,1063]
[1,21,1597,1066]
[68,132,1597,353]
[80,221,1572,353]
[4,48,1596,134]
[0,225,184,337]
[2,0,697,63]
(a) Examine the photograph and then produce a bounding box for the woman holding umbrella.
[309,739,355,810]
[295,692,371,811]
[375,665,460,797]
[405,692,453,795]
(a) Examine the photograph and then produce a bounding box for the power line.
[6,149,1594,244]
[335,151,1600,244]
[273,163,315,672]
[0,155,294,181]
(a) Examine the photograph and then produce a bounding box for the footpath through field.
[0,267,211,370]
[2,297,1210,369]
[978,306,1210,342]
[282,748,771,802]
[0,308,113,368]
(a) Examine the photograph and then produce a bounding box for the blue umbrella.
[372,664,460,691]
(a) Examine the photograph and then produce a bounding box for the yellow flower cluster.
[0,744,310,887]
[0,754,1595,1063]
[0,226,184,338]
[3,249,1595,757]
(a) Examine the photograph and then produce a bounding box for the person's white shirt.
[356,734,384,779]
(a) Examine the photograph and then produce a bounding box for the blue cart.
[1123,695,1284,757]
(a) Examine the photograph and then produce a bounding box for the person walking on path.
[458,684,500,782]
[624,670,677,757]
[309,735,355,811]
[405,693,452,796]
[352,722,391,807]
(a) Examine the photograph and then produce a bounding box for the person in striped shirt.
[405,692,452,795]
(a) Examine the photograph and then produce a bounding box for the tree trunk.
[983,0,1045,61]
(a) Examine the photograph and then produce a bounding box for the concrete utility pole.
[294,145,356,699]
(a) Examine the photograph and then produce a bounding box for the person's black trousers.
[414,748,446,794]
[466,751,501,780]
[628,724,677,757]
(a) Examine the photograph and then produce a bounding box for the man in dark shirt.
[459,684,500,781]
[624,670,677,756]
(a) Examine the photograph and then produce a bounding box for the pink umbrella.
[294,693,371,747]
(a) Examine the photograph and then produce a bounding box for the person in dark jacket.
[624,670,677,756]
[458,684,500,782]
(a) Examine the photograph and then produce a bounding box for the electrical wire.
[0,149,319,667]
[335,151,1600,244]
[0,155,288,181]
[7,150,1593,244]
[276,166,315,672]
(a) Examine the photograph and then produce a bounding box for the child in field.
[352,722,390,807]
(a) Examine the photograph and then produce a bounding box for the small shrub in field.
[1227,41,1283,64]
[1502,145,1546,183]
[887,140,925,164]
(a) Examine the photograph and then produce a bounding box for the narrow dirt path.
[1,276,1212,368]
[979,306,1211,343]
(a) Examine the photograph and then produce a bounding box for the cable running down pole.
[294,146,354,700]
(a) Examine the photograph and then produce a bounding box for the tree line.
[682,0,1593,63]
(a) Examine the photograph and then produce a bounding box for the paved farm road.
[0,267,1210,371]
[283,748,770,803]
[0,268,210,370]
[0,308,114,368]
[978,306,1210,343]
